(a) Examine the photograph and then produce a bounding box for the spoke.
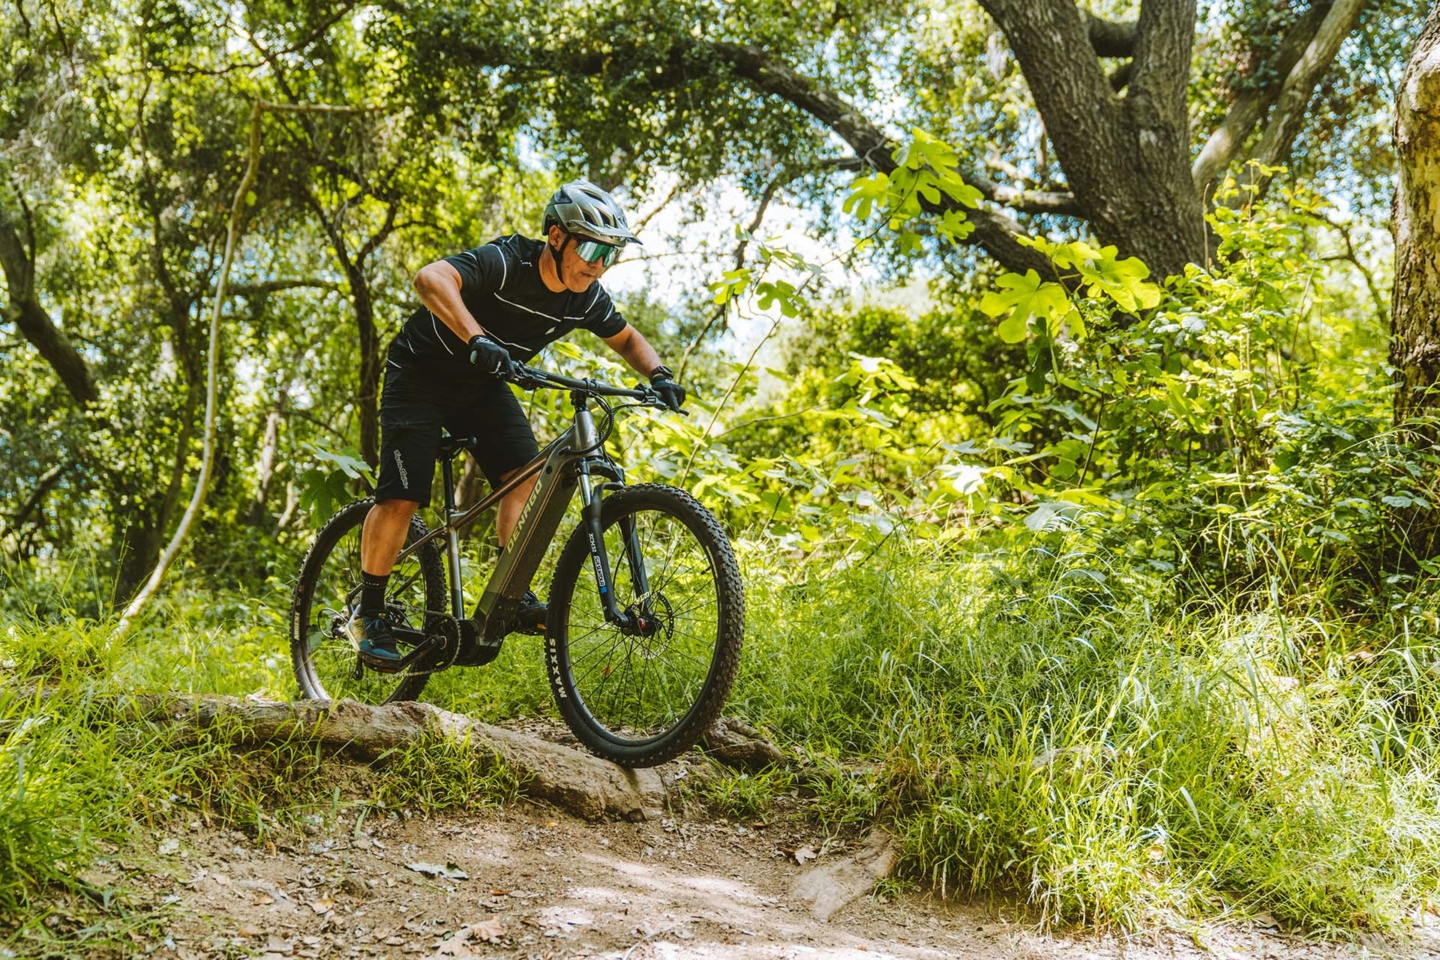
[644,551,709,599]
[571,628,629,673]
[565,622,614,657]
[648,645,712,672]
[664,595,719,619]
[572,633,635,689]
[604,638,640,729]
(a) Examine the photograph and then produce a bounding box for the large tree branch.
[227,278,343,296]
[967,174,1082,216]
[978,1,1120,128]
[1241,0,1367,194]
[3,459,73,533]
[1191,2,1334,197]
[0,215,99,407]
[975,0,1134,239]
[708,42,1054,277]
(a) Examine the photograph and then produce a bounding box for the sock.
[361,571,389,615]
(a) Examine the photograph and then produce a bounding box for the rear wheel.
[545,484,744,767]
[290,499,447,704]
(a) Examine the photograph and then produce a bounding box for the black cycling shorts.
[375,354,539,507]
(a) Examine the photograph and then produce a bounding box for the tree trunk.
[112,509,165,604]
[349,265,382,469]
[246,409,283,527]
[978,0,1207,278]
[109,378,200,604]
[1392,6,1440,426]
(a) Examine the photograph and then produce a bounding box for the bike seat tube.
[440,454,464,617]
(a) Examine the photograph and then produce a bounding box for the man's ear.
[547,224,565,249]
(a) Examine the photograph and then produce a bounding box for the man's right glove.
[649,365,686,411]
[468,334,515,379]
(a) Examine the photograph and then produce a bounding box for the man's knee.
[370,498,419,523]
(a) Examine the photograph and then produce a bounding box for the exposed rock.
[789,829,896,922]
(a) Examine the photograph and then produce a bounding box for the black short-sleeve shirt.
[389,234,626,372]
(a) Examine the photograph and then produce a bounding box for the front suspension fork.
[578,472,628,626]
[578,470,658,630]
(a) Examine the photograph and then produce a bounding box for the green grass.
[728,538,1440,932]
[0,610,523,950]
[5,531,1440,937]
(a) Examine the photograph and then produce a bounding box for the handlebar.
[508,363,687,414]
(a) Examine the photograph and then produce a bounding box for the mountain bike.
[288,365,744,768]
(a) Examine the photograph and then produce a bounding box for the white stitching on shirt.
[482,330,527,349]
[567,288,604,319]
[498,249,508,290]
[431,311,455,355]
[493,292,562,323]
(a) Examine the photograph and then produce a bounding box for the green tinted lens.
[575,239,620,267]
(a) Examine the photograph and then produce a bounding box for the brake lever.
[508,365,547,390]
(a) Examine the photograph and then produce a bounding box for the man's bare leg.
[495,467,540,548]
[348,498,421,667]
[360,499,420,576]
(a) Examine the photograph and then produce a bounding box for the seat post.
[441,454,457,514]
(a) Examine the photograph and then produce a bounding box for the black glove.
[649,365,686,411]
[468,334,514,379]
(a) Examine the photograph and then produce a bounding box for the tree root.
[701,716,788,770]
[24,689,668,822]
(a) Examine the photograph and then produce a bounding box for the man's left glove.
[649,365,686,411]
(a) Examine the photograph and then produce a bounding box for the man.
[347,180,686,671]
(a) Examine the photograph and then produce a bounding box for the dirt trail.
[97,800,1437,960]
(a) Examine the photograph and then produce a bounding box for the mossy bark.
[1393,8,1440,426]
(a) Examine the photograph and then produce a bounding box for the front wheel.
[546,483,744,767]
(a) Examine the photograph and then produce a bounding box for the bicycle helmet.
[542,180,641,245]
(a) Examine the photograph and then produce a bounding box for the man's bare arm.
[603,324,664,377]
[414,261,486,342]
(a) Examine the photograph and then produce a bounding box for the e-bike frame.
[390,373,658,667]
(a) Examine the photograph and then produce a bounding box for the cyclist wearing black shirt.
[347,181,686,670]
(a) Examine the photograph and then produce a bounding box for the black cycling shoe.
[345,611,405,672]
[510,590,548,636]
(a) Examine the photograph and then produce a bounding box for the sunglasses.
[572,236,623,268]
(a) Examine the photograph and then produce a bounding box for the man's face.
[547,225,612,292]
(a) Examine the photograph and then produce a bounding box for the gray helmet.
[542,180,641,245]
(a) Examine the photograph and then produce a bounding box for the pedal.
[357,619,456,676]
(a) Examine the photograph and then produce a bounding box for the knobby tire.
[545,483,744,767]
